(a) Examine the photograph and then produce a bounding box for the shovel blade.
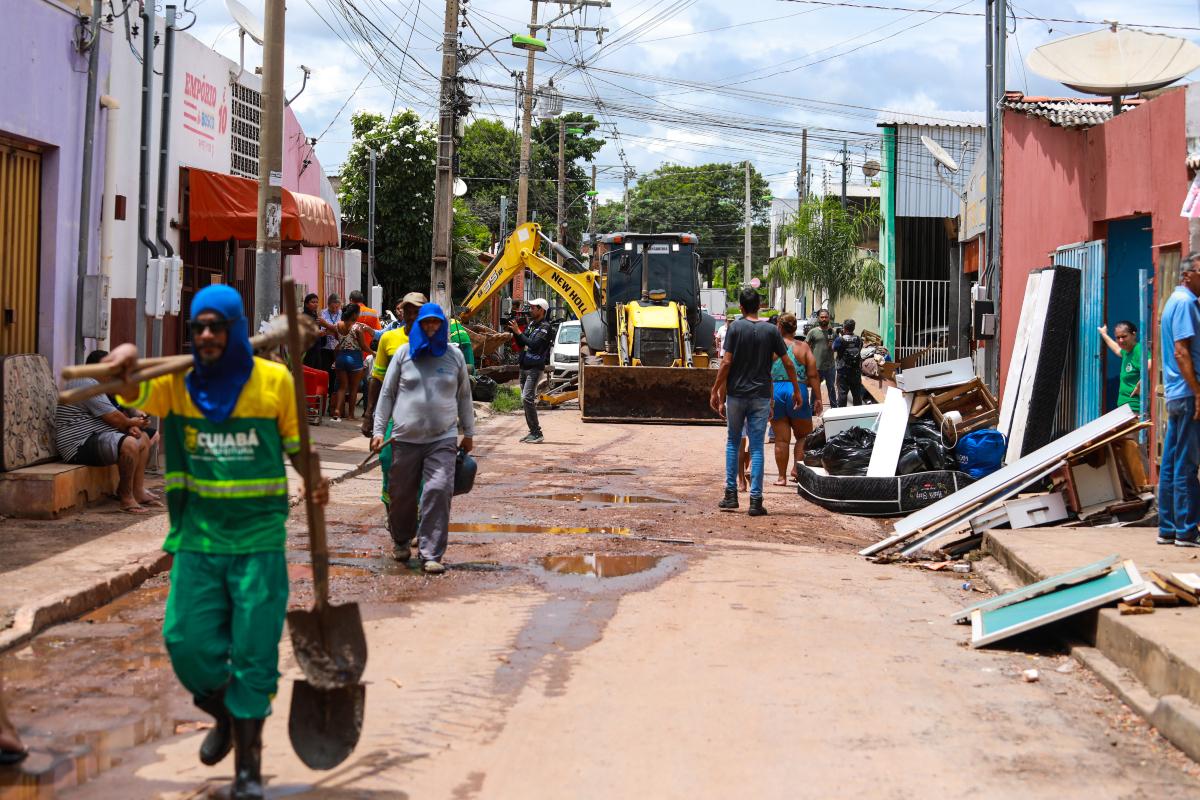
[287,602,368,689]
[287,680,365,771]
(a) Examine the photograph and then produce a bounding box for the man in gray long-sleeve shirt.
[371,304,475,574]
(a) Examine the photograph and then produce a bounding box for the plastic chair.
[302,366,328,425]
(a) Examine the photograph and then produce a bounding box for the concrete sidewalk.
[985,527,1200,762]
[0,419,376,654]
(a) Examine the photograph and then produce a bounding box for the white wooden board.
[859,405,1137,557]
[1006,269,1056,464]
[997,271,1041,441]
[866,387,909,477]
[822,405,881,438]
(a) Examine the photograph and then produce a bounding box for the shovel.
[281,279,368,768]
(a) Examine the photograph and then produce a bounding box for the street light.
[511,33,547,52]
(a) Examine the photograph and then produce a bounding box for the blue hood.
[409,304,449,359]
[186,285,254,423]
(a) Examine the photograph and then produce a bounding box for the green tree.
[339,110,488,304]
[767,197,884,311]
[623,163,771,283]
[457,113,604,251]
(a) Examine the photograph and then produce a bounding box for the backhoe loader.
[459,223,721,424]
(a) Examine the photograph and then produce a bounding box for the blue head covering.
[409,304,449,359]
[186,285,255,423]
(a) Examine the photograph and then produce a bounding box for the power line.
[774,0,1200,31]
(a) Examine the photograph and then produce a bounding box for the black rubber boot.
[194,686,232,766]
[748,496,767,517]
[231,717,265,800]
[718,488,739,510]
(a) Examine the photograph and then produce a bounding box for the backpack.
[839,334,862,370]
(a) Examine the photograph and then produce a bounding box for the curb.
[0,550,172,654]
[0,457,380,655]
[979,538,1200,765]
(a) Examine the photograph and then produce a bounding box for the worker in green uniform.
[1099,321,1143,414]
[106,285,328,800]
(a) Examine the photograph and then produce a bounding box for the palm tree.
[768,197,884,314]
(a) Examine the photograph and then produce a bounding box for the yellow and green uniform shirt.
[372,327,410,380]
[119,358,300,554]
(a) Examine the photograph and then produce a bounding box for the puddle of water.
[532,467,637,476]
[528,492,673,504]
[540,554,662,578]
[449,522,631,536]
[288,562,376,580]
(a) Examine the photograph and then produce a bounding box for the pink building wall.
[999,88,1189,385]
[284,106,324,296]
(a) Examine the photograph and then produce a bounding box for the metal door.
[0,142,41,355]
[894,278,949,366]
[1053,239,1105,427]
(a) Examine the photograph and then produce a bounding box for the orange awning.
[187,167,338,247]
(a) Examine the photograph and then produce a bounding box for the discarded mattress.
[796,465,975,517]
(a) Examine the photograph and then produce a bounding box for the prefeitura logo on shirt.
[184,424,262,461]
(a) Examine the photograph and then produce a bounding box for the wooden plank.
[1005,270,1057,464]
[997,271,1042,441]
[970,560,1142,647]
[859,405,1137,558]
[866,387,909,477]
[950,554,1120,623]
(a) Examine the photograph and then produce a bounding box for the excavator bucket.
[580,364,722,424]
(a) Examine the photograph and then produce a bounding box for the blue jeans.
[725,395,770,499]
[820,368,838,409]
[1160,396,1200,542]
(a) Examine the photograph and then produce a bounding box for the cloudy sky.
[186,0,1200,201]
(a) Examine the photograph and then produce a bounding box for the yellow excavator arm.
[459,223,602,322]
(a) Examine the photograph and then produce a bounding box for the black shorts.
[73,430,129,467]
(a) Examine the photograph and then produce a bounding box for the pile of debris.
[797,261,1152,555]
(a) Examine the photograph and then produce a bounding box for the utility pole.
[253,0,285,330]
[513,0,539,302]
[499,194,509,243]
[587,163,598,268]
[368,148,376,296]
[429,0,461,311]
[556,117,566,258]
[623,169,631,229]
[840,140,848,209]
[799,129,808,201]
[743,160,752,286]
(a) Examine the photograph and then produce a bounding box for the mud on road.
[2,408,1198,798]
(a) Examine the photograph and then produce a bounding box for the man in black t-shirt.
[833,318,866,406]
[710,287,801,516]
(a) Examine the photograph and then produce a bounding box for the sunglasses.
[189,319,230,336]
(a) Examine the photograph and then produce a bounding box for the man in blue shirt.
[1158,254,1200,546]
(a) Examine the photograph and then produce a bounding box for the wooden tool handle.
[283,278,330,608]
[56,316,318,405]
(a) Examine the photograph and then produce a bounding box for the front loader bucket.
[580,364,722,424]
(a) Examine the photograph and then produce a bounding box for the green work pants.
[380,418,394,505]
[163,550,289,719]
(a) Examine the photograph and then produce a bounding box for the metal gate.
[1053,239,1105,428]
[894,279,949,366]
[0,142,41,355]
[322,247,345,304]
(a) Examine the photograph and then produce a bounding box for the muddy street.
[2,408,1199,798]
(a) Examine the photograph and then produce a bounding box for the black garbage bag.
[896,419,955,472]
[471,374,498,403]
[805,425,827,451]
[822,427,877,476]
[804,446,825,467]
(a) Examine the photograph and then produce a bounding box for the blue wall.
[1105,216,1152,411]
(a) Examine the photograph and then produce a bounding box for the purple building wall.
[2,0,110,372]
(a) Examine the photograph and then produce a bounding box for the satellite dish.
[1027,26,1200,96]
[225,0,264,45]
[862,159,881,178]
[920,136,959,173]
[453,178,468,197]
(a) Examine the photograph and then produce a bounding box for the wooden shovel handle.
[283,278,330,609]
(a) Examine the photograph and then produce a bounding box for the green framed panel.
[951,554,1120,624]
[970,560,1142,648]
[880,126,897,352]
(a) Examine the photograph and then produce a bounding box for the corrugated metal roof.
[893,125,987,218]
[876,110,985,128]
[1001,92,1143,128]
